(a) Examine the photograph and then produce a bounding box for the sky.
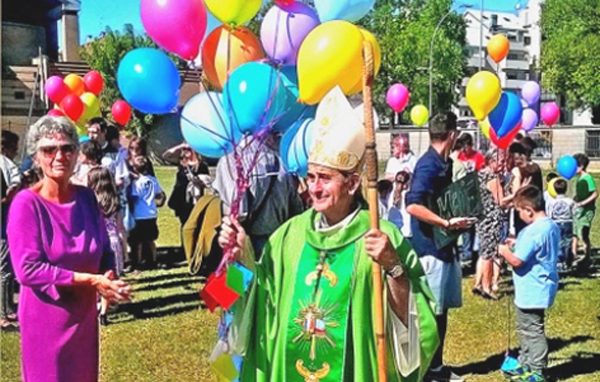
[78,0,530,43]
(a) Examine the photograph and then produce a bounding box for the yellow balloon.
[466,71,501,120]
[547,177,560,198]
[75,123,88,137]
[297,21,364,105]
[410,104,429,127]
[204,0,261,27]
[77,92,101,125]
[347,28,381,94]
[479,118,491,139]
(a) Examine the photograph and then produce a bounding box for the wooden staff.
[362,41,387,382]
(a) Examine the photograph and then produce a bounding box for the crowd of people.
[0,102,597,381]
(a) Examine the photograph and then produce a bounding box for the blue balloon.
[556,155,578,180]
[489,91,523,138]
[223,62,295,136]
[280,117,316,177]
[117,48,180,114]
[314,0,375,22]
[180,92,242,158]
[273,66,317,133]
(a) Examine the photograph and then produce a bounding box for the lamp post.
[428,4,472,118]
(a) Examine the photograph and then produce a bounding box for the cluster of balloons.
[45,71,106,135]
[466,34,562,149]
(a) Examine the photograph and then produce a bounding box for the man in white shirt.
[87,118,129,187]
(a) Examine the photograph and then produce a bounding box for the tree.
[359,0,467,122]
[80,25,183,136]
[541,0,600,115]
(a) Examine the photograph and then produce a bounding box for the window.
[524,36,531,45]
[585,130,600,158]
[528,131,553,159]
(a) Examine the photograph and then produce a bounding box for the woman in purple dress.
[7,116,131,382]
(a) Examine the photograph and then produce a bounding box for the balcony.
[505,59,530,70]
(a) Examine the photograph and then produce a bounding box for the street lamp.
[428,4,473,118]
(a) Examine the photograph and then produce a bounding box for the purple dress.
[7,186,113,382]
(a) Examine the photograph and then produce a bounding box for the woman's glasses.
[38,144,77,157]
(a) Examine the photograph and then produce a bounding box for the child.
[87,167,127,325]
[71,140,102,186]
[572,153,597,266]
[128,155,166,270]
[546,178,575,270]
[499,185,560,382]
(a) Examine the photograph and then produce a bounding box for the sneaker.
[99,314,109,326]
[519,371,546,382]
[424,366,464,382]
[501,355,528,380]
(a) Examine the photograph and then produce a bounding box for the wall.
[2,22,47,66]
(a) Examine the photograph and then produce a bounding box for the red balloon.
[83,71,104,95]
[60,94,84,121]
[47,109,65,117]
[490,122,521,149]
[111,100,132,126]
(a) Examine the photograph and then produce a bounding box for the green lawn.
[1,168,599,381]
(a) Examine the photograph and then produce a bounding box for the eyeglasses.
[38,144,77,157]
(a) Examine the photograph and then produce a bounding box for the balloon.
[223,62,295,135]
[180,92,241,158]
[297,21,364,104]
[83,71,104,95]
[547,178,559,198]
[273,65,317,133]
[260,2,320,65]
[346,27,382,94]
[78,92,101,125]
[204,0,261,26]
[47,109,65,117]
[490,123,521,149]
[79,135,91,143]
[556,155,577,180]
[314,0,375,22]
[141,0,207,60]
[386,83,410,113]
[280,117,316,177]
[64,74,85,96]
[75,124,87,137]
[112,100,132,126]
[521,108,539,132]
[489,92,523,138]
[466,71,502,120]
[479,118,491,139]
[45,76,70,104]
[201,26,265,90]
[117,48,181,114]
[521,81,540,107]
[487,34,509,63]
[540,102,560,126]
[60,94,84,121]
[410,105,429,127]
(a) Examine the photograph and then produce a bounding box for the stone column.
[60,0,81,61]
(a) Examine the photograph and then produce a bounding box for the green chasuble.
[233,209,439,382]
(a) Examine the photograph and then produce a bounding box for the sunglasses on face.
[38,144,77,157]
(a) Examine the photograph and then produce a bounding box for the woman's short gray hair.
[27,116,79,156]
[485,148,499,163]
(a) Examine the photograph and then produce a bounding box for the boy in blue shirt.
[499,185,560,382]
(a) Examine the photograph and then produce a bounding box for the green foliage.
[541,0,600,110]
[79,25,178,136]
[360,0,467,122]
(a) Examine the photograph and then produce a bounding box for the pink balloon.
[386,83,410,113]
[45,76,70,104]
[141,0,207,60]
[540,102,560,126]
[47,109,65,117]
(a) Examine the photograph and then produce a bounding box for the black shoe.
[424,367,464,382]
[122,265,135,274]
[99,314,109,326]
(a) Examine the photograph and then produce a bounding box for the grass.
[1,167,599,381]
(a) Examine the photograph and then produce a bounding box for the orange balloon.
[487,34,509,63]
[64,73,85,96]
[201,26,265,90]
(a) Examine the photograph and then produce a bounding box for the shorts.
[574,209,595,239]
[419,255,463,315]
[129,218,159,244]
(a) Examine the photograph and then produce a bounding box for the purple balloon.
[386,83,410,113]
[260,3,320,65]
[521,108,539,132]
[521,81,540,107]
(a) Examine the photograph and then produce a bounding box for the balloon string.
[180,114,231,145]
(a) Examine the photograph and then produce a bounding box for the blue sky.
[78,0,529,43]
